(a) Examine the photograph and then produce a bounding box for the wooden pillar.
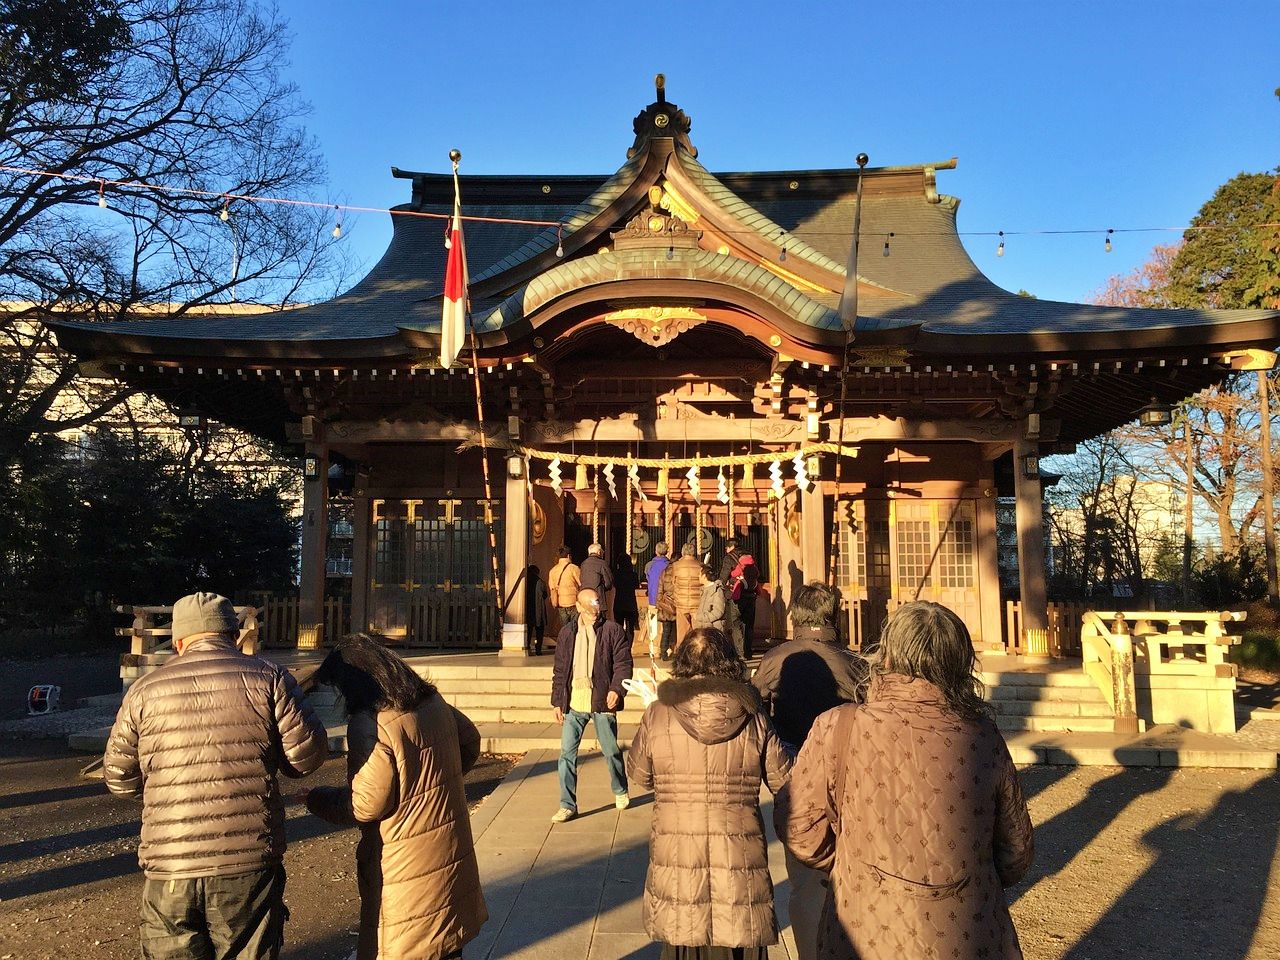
[350,470,370,634]
[298,440,329,636]
[500,459,529,659]
[801,478,827,593]
[1013,438,1048,646]
[774,494,802,638]
[975,455,1005,653]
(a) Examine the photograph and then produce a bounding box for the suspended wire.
[5,164,1279,241]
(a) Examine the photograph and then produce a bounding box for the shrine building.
[51,82,1280,657]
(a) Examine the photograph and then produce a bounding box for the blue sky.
[273,0,1277,304]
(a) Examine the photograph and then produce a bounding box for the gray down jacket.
[104,635,329,878]
[625,675,791,948]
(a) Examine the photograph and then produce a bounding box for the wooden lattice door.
[367,498,501,647]
[888,499,982,643]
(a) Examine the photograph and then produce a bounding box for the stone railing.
[1080,610,1245,734]
[115,604,259,689]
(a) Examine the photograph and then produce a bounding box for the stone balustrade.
[114,604,259,689]
[1081,610,1244,733]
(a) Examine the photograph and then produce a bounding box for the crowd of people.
[104,577,1034,960]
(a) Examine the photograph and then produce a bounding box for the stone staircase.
[378,656,1124,746]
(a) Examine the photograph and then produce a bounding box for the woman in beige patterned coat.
[776,601,1034,960]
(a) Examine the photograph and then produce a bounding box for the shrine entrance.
[837,497,983,649]
[367,497,502,646]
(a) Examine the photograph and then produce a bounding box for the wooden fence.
[245,592,348,648]
[244,590,499,648]
[403,587,501,648]
[1002,601,1089,656]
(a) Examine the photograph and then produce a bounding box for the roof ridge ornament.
[628,73,697,159]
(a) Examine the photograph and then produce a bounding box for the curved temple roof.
[49,91,1280,365]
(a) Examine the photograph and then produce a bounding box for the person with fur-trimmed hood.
[626,627,791,958]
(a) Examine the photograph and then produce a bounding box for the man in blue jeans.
[549,587,633,822]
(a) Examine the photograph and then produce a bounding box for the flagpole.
[451,150,503,634]
[829,152,868,591]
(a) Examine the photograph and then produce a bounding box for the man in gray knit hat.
[105,592,328,959]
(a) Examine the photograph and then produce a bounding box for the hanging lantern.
[793,452,810,492]
[574,462,588,490]
[548,457,563,497]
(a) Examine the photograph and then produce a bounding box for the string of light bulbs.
[5,163,1277,255]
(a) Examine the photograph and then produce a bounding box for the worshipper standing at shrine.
[668,541,705,649]
[717,538,743,587]
[626,627,791,959]
[548,545,581,632]
[776,601,1034,960]
[644,542,672,655]
[655,561,679,660]
[613,552,641,645]
[550,587,633,821]
[579,543,614,615]
[728,550,761,659]
[104,592,328,960]
[694,563,742,656]
[751,581,866,960]
[301,634,487,960]
[525,564,551,656]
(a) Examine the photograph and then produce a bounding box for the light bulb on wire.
[555,224,564,258]
[996,230,1005,257]
[97,181,107,209]
[219,197,230,223]
[1104,228,1113,253]
[331,205,343,239]
[882,231,894,257]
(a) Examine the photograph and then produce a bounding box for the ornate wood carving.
[603,306,708,348]
[849,346,912,368]
[628,82,697,158]
[610,209,703,250]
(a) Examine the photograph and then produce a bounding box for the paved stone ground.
[463,750,1280,960]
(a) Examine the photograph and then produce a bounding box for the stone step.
[985,683,1109,703]
[994,715,1117,733]
[454,705,647,725]
[991,699,1114,719]
[979,670,1098,688]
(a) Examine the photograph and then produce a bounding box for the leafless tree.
[0,0,348,465]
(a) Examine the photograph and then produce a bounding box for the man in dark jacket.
[549,587,633,822]
[579,543,613,616]
[104,592,329,960]
[750,580,865,960]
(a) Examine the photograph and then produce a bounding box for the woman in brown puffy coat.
[301,635,487,960]
[776,601,1034,960]
[626,627,791,959]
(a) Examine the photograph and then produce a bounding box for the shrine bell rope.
[516,444,859,469]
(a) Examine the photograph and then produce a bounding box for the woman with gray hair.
[776,601,1034,960]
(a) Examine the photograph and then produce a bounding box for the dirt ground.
[0,741,517,960]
